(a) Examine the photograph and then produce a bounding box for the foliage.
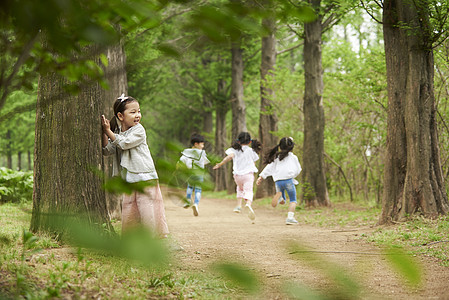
[0,167,33,203]
[0,90,36,170]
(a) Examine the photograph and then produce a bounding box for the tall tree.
[31,46,112,235]
[230,38,247,137]
[302,0,330,206]
[379,0,449,223]
[256,15,278,198]
[215,79,230,191]
[103,42,128,220]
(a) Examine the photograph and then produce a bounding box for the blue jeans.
[186,175,203,205]
[275,179,297,203]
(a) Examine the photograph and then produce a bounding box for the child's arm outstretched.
[213,154,234,169]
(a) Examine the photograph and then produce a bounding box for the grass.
[0,202,237,299]
[1,193,449,298]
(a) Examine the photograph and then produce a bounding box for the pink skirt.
[121,182,169,238]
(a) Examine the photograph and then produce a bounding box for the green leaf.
[384,246,422,287]
[213,262,260,293]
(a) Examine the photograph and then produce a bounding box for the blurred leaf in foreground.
[212,262,260,293]
[383,246,422,287]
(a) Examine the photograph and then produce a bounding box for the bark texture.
[103,43,128,220]
[230,39,247,138]
[31,46,112,235]
[215,79,229,191]
[302,0,330,207]
[380,0,449,223]
[256,17,277,199]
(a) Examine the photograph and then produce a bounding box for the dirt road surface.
[164,195,449,299]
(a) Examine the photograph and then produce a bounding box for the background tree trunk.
[31,46,112,236]
[103,43,128,221]
[302,0,330,207]
[215,79,229,191]
[230,39,247,138]
[256,17,277,199]
[6,130,12,169]
[17,151,21,171]
[380,0,449,223]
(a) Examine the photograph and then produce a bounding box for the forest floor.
[164,194,449,299]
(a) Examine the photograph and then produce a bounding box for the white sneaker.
[285,217,298,225]
[245,205,255,221]
[233,206,242,213]
[192,204,199,216]
[183,198,191,208]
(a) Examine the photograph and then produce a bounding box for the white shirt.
[225,145,259,175]
[180,148,210,169]
[259,152,301,183]
[102,123,158,182]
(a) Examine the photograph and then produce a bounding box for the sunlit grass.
[0,202,236,299]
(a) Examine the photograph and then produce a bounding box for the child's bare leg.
[234,198,243,213]
[244,198,256,221]
[272,192,282,207]
[288,201,296,213]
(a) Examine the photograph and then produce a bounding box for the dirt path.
[163,195,449,299]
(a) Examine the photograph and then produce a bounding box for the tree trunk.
[302,0,330,207]
[17,151,22,171]
[28,150,31,171]
[256,17,277,199]
[215,79,229,191]
[31,46,112,236]
[230,39,247,138]
[380,0,449,223]
[202,94,213,153]
[6,130,12,169]
[103,43,128,221]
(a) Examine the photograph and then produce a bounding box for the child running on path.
[101,94,169,237]
[179,133,210,216]
[256,137,302,225]
[213,132,261,221]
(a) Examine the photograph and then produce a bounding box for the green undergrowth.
[364,215,449,266]
[0,202,238,299]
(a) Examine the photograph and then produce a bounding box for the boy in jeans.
[179,133,210,216]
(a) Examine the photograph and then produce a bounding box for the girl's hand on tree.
[256,176,263,185]
[213,163,221,170]
[101,115,110,131]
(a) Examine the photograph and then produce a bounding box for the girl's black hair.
[264,137,295,164]
[190,133,205,145]
[231,132,262,154]
[110,95,138,133]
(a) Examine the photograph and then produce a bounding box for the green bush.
[0,167,33,203]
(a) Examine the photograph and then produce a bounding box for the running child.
[256,137,301,225]
[101,94,169,237]
[179,133,210,216]
[213,132,261,221]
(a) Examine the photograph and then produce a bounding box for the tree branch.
[0,33,39,112]
[324,152,354,202]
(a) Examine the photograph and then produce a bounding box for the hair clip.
[117,93,129,102]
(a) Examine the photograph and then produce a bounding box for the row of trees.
[1,0,449,236]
